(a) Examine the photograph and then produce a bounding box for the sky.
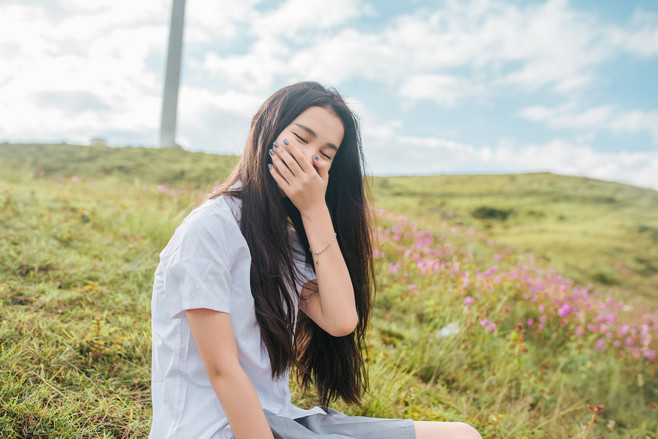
[1,0,657,190]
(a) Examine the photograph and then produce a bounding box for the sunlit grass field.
[1,144,656,438]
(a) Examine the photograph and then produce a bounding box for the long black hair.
[211,81,374,407]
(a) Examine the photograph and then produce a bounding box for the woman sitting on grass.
[150,81,481,439]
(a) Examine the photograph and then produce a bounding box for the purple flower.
[642,349,657,361]
[462,272,470,288]
[464,296,474,307]
[527,318,534,327]
[479,318,496,333]
[595,339,606,352]
[558,304,571,317]
[575,326,585,335]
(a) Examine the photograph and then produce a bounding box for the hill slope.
[3,143,656,307]
[0,143,656,437]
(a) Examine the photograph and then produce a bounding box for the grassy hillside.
[373,174,658,308]
[2,143,656,308]
[0,144,656,438]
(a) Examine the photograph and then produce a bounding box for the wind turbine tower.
[159,0,186,149]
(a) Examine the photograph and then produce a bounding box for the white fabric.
[150,193,324,439]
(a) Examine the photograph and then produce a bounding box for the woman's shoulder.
[174,194,243,246]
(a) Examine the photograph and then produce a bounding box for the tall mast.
[159,0,186,148]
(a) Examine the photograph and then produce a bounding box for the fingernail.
[283,139,289,145]
[273,141,279,148]
[313,155,320,161]
[269,149,274,156]
[268,163,272,170]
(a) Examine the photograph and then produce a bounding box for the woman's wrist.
[300,203,331,223]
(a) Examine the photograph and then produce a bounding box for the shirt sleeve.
[161,205,235,319]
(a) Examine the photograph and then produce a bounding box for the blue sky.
[1,0,657,189]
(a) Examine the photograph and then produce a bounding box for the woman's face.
[274,106,344,174]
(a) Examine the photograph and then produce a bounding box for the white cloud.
[0,0,656,195]
[398,74,486,106]
[254,0,369,38]
[518,103,658,144]
[363,130,658,190]
[0,1,167,144]
[609,9,658,57]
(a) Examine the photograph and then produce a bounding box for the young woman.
[150,82,481,439]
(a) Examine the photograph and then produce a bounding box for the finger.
[270,148,296,183]
[271,145,297,177]
[281,140,312,174]
[268,162,290,189]
[312,154,330,183]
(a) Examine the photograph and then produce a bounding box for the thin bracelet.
[310,233,337,265]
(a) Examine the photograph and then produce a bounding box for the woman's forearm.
[186,309,274,439]
[210,366,274,439]
[301,204,358,336]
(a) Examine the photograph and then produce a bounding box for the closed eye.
[321,152,332,160]
[293,133,307,143]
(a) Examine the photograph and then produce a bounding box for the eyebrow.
[293,123,339,151]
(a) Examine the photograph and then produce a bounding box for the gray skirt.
[263,408,416,439]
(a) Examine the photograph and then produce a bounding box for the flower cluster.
[374,210,658,362]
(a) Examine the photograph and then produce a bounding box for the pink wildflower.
[409,284,417,292]
[595,339,606,352]
[558,304,571,317]
[462,272,470,288]
[479,318,496,333]
[642,349,657,361]
[463,296,474,307]
[575,326,585,336]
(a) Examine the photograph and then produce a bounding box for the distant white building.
[90,137,107,146]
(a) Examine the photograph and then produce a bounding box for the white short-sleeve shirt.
[150,193,324,439]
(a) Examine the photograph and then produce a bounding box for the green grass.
[373,173,658,308]
[1,143,656,438]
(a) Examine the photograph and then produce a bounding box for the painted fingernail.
[283,139,289,145]
[268,163,272,170]
[313,155,320,161]
[269,149,274,156]
[273,141,279,148]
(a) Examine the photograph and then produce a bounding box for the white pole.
[159,0,186,148]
